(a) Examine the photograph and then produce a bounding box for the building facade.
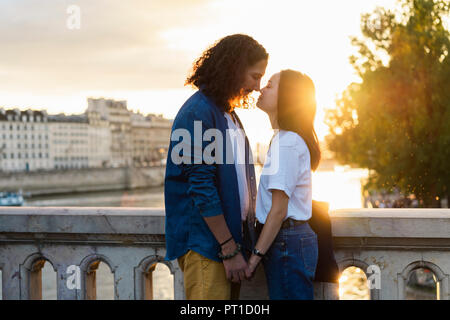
[88,98,172,168]
[0,109,51,172]
[0,98,172,172]
[131,112,171,167]
[87,98,132,168]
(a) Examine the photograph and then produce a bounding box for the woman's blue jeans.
[261,221,318,300]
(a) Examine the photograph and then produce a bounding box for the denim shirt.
[164,90,257,262]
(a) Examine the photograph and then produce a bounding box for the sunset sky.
[0,0,399,146]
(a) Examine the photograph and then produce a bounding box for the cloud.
[0,0,211,93]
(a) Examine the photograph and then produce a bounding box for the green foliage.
[325,0,450,207]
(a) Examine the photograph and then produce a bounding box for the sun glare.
[312,167,369,210]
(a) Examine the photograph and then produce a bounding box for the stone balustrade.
[0,207,449,300]
[0,207,183,300]
[332,208,450,300]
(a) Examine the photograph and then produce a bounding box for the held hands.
[220,240,264,282]
[220,240,252,283]
[248,253,262,274]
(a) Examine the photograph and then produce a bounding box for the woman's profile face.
[256,72,280,114]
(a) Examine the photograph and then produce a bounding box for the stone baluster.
[56,262,79,300]
[172,260,185,300]
[113,266,135,300]
[0,263,21,300]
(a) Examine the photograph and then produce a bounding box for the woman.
[248,69,321,299]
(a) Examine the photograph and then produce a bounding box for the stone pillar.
[56,263,79,300]
[0,264,21,300]
[440,276,450,300]
[314,282,340,300]
[114,266,135,300]
[172,260,185,300]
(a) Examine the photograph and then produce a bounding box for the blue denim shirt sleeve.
[176,106,224,218]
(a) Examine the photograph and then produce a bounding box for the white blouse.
[255,130,312,224]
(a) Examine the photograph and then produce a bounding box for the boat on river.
[0,191,24,206]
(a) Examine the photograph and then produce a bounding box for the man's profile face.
[241,59,268,95]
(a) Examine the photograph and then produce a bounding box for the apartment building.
[0,109,51,172]
[0,98,172,172]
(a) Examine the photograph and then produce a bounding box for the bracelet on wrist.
[218,243,241,260]
[219,236,234,247]
[252,248,265,258]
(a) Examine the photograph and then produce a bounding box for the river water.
[20,163,370,300]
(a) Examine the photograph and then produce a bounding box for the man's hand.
[221,241,252,283]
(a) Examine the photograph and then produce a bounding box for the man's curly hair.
[186,34,268,113]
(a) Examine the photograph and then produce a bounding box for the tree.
[325,0,450,207]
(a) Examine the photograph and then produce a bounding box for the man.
[164,34,268,299]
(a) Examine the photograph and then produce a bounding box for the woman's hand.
[248,254,262,274]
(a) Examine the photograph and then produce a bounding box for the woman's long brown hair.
[277,69,321,171]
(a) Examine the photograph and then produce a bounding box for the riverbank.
[25,186,165,207]
[0,166,165,196]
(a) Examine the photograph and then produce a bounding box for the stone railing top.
[331,208,450,239]
[0,206,165,216]
[0,207,165,236]
[1,207,450,240]
[331,208,450,218]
